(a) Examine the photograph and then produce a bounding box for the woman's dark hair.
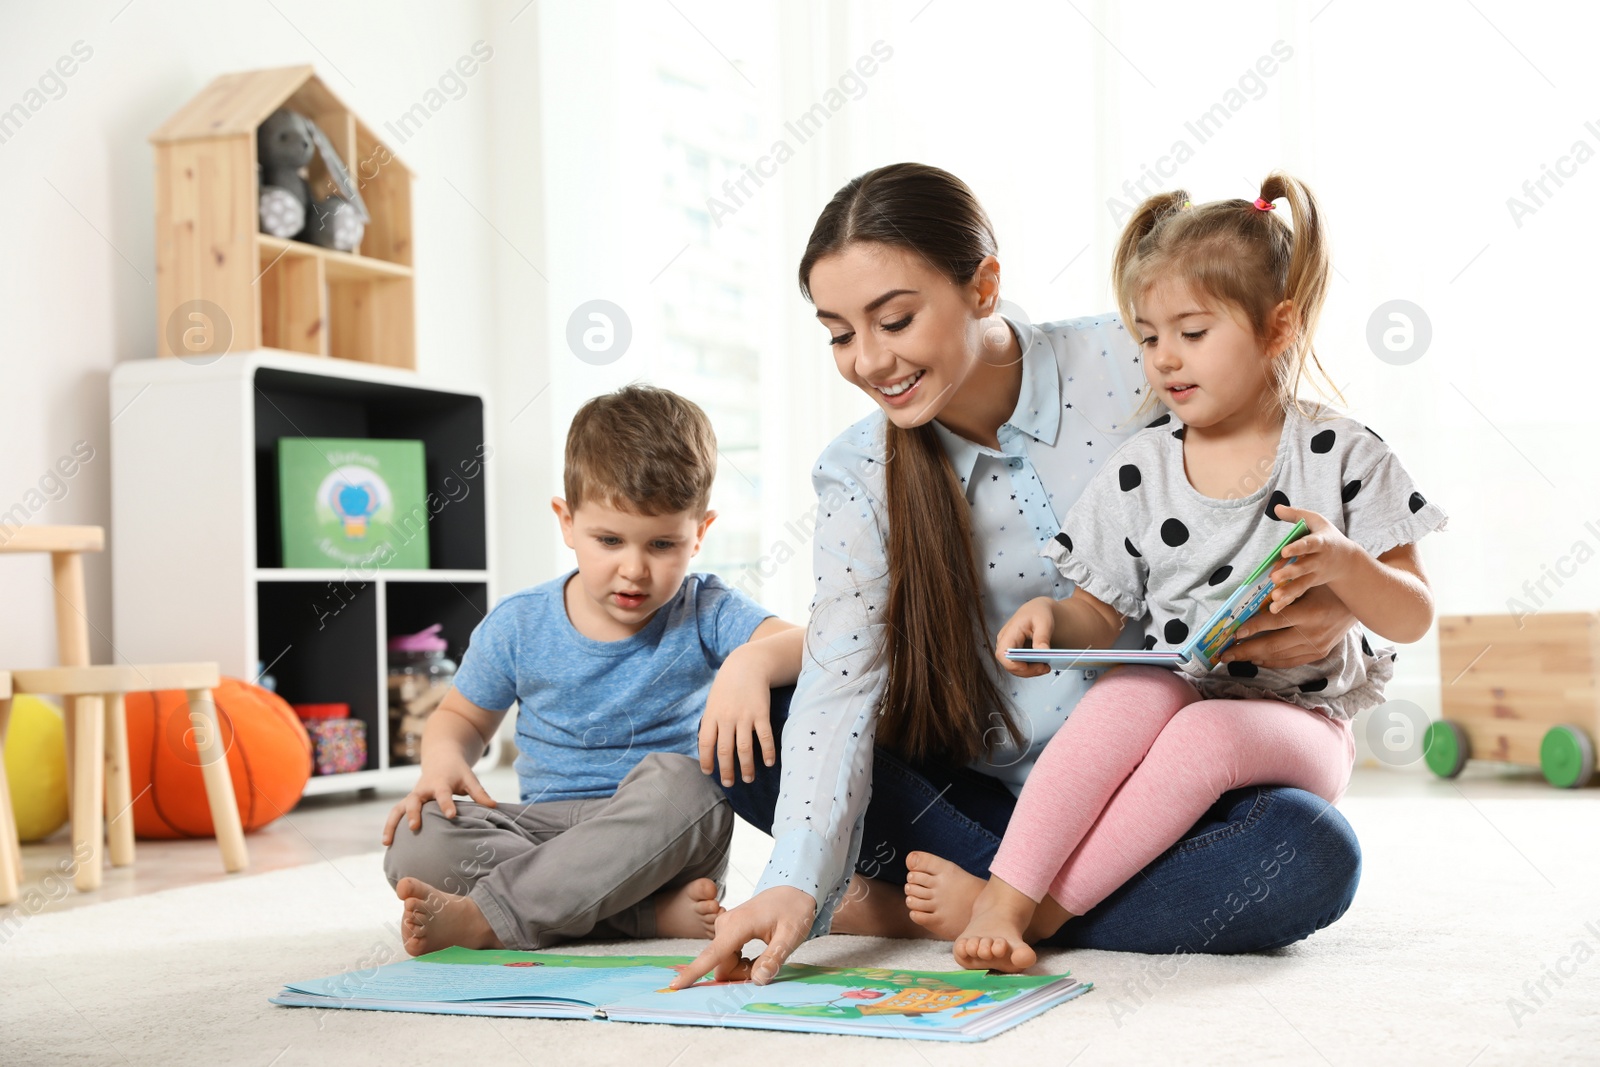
[798,162,1020,765]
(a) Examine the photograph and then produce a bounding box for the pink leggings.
[990,665,1355,917]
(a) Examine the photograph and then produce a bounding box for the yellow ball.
[5,694,69,842]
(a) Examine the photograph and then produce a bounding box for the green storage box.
[277,438,429,569]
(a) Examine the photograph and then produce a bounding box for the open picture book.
[1008,518,1309,672]
[270,948,1092,1042]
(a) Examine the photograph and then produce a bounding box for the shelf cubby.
[385,581,490,767]
[250,366,488,572]
[258,579,382,773]
[257,239,324,356]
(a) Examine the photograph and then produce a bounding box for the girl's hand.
[995,597,1056,678]
[669,886,818,989]
[380,759,496,846]
[699,649,777,787]
[1266,504,1360,613]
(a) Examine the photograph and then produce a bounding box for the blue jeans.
[723,686,1361,954]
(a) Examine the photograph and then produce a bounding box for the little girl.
[905,173,1448,971]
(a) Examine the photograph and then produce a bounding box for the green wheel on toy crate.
[1423,719,1470,779]
[1539,725,1595,789]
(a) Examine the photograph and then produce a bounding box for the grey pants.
[383,752,733,949]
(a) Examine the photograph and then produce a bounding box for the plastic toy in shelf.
[388,625,456,765]
[294,703,367,777]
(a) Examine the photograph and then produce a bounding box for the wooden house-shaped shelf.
[151,66,415,368]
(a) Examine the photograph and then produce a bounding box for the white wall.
[0,0,546,667]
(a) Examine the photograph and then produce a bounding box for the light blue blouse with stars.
[754,313,1164,938]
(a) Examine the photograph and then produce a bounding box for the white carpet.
[3,780,1598,1066]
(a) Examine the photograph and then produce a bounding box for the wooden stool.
[8,664,248,891]
[0,524,103,805]
[2,527,249,893]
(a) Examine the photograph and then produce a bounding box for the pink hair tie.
[1252,197,1275,211]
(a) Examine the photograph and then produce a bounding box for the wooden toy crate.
[150,66,415,368]
[1431,612,1599,787]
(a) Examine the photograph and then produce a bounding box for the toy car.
[1428,612,1597,788]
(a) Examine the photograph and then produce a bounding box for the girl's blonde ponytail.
[1259,172,1333,414]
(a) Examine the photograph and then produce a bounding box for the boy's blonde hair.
[1113,171,1342,418]
[563,384,717,516]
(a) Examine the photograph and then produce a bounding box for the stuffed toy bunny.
[256,107,369,251]
[257,108,314,239]
[304,194,365,252]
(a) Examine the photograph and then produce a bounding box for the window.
[540,1,793,609]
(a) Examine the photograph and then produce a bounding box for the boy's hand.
[1267,504,1359,613]
[995,597,1056,678]
[699,653,777,787]
[381,760,497,846]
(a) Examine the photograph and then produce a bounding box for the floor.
[3,765,1598,1065]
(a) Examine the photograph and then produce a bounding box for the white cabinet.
[110,352,500,795]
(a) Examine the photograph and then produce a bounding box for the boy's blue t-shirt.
[452,570,774,803]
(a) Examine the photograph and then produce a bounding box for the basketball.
[125,678,312,838]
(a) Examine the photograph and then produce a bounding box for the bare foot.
[654,877,723,939]
[903,851,986,940]
[396,876,503,956]
[953,875,1038,973]
[1024,895,1074,944]
[830,874,935,939]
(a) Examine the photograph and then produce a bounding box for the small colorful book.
[277,437,429,570]
[1008,519,1309,672]
[269,948,1092,1042]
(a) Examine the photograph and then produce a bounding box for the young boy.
[382,384,798,954]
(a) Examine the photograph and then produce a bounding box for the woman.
[674,163,1361,989]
